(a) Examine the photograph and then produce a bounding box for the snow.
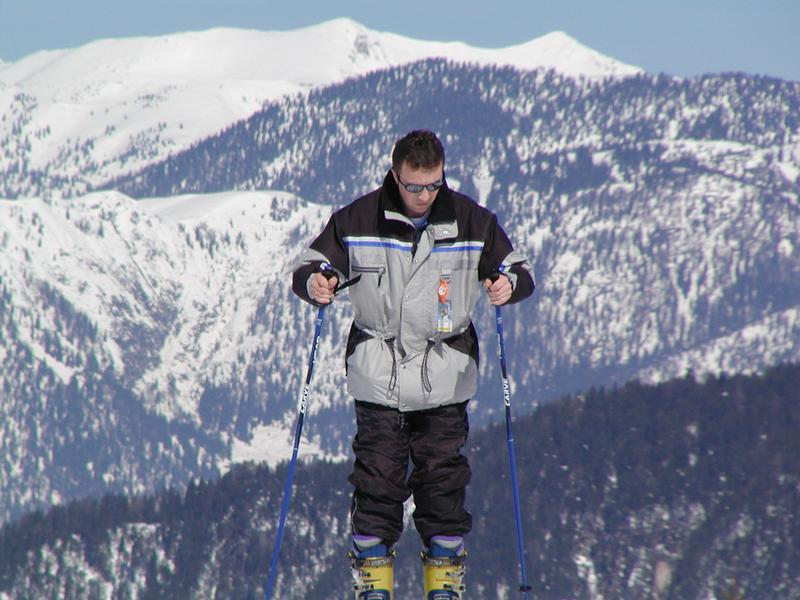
[0,19,641,195]
[777,237,794,257]
[574,553,602,599]
[1,187,361,487]
[0,190,330,417]
[133,191,332,418]
[550,249,583,283]
[776,161,800,183]
[636,307,800,384]
[224,422,346,470]
[138,189,295,224]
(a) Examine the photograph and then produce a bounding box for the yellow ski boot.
[422,536,466,599]
[351,535,394,600]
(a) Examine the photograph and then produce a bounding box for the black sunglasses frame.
[396,174,445,194]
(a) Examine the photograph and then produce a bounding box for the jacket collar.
[379,169,457,230]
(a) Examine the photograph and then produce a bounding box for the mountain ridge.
[0,19,638,201]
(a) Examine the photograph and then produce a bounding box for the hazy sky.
[1,0,798,81]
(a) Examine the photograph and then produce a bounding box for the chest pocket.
[349,262,388,329]
[352,264,386,284]
[430,243,482,272]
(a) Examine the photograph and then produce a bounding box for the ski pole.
[265,302,327,600]
[494,302,532,599]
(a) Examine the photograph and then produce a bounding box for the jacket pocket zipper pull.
[352,265,386,286]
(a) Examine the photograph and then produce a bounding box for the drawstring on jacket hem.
[385,338,397,391]
[421,340,435,393]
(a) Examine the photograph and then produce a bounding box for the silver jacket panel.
[292,171,534,411]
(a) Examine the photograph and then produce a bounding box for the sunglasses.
[396,174,444,194]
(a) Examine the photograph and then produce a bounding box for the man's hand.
[484,274,512,306]
[309,272,338,304]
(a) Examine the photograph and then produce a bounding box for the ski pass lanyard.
[437,274,453,333]
[437,278,449,303]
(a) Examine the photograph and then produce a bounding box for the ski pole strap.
[334,275,361,294]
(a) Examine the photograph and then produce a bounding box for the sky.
[0,0,798,81]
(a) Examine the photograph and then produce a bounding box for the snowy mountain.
[0,18,639,199]
[1,26,799,526]
[0,190,347,522]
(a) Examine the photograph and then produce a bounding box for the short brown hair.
[391,130,445,171]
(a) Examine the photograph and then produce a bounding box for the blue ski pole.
[494,303,532,598]
[265,303,326,600]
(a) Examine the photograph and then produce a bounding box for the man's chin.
[412,204,432,216]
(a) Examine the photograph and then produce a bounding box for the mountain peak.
[300,16,370,35]
[490,30,640,78]
[0,20,642,199]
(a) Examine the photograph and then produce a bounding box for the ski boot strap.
[422,552,466,598]
[351,551,395,600]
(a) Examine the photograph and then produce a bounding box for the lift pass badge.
[437,277,453,333]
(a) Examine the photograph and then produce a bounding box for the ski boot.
[350,534,394,600]
[422,535,466,599]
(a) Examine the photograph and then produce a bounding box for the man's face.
[392,162,444,218]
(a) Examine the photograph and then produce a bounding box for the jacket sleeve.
[477,213,535,304]
[291,212,350,305]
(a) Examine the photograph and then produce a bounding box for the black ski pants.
[348,399,472,548]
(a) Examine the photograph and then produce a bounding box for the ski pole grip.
[489,271,504,284]
[319,262,336,280]
[321,270,337,287]
[318,262,339,294]
[314,262,341,300]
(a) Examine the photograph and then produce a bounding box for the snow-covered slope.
[0,190,342,521]
[0,19,639,199]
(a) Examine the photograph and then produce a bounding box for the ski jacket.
[292,170,534,412]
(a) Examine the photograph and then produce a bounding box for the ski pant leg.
[348,400,411,547]
[407,401,472,545]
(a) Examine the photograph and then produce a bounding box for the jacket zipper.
[352,265,386,286]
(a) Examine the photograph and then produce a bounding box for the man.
[292,130,534,599]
